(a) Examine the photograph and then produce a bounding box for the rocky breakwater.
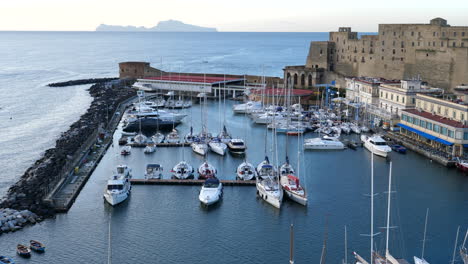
[0,78,136,229]
[0,208,41,233]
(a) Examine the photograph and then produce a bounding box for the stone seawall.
[47,77,119,87]
[0,78,136,224]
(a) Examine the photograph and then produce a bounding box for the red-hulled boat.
[456,158,468,173]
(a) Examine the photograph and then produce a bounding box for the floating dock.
[130,179,256,186]
[126,142,191,147]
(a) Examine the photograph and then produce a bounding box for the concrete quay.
[45,96,138,212]
[385,132,456,167]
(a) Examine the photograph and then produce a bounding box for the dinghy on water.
[16,244,31,258]
[0,256,14,264]
[29,240,46,253]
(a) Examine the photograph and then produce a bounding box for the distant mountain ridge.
[96,20,217,32]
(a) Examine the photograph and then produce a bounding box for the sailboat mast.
[370,153,375,264]
[452,226,461,264]
[421,208,429,259]
[320,216,329,264]
[463,228,468,249]
[385,162,393,260]
[290,224,294,264]
[344,225,348,264]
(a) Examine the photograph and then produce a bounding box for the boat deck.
[130,179,255,186]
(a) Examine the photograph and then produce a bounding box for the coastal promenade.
[45,96,138,212]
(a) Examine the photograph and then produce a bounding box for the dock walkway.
[130,179,255,186]
[46,96,138,212]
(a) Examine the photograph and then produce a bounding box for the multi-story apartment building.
[399,93,468,156]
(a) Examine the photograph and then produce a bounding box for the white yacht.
[133,133,148,144]
[198,177,223,206]
[361,134,392,157]
[280,174,307,206]
[256,174,282,209]
[121,145,131,155]
[232,101,262,114]
[227,139,246,154]
[165,129,180,143]
[208,138,227,156]
[254,111,285,124]
[191,141,208,156]
[103,165,132,206]
[414,257,430,264]
[256,157,276,177]
[172,161,194,179]
[144,164,163,179]
[198,161,217,179]
[350,124,361,134]
[151,132,165,144]
[217,126,232,143]
[236,161,257,180]
[304,136,345,150]
[143,143,156,154]
[279,160,295,176]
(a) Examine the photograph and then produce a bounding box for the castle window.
[401,41,404,48]
[433,32,436,37]
[441,41,444,47]
[453,42,456,47]
[401,58,404,61]
[402,97,405,103]
[361,57,365,62]
[337,37,339,42]
[370,48,374,54]
[462,42,465,47]
[392,41,395,46]
[392,49,396,54]
[454,32,457,37]
[362,48,365,53]
[370,41,374,47]
[397,95,399,102]
[391,94,394,100]
[463,32,466,37]
[426,53,429,57]
[370,57,372,60]
[320,49,323,55]
[418,32,421,36]
[428,42,431,46]
[442,32,445,37]
[382,41,385,46]
[381,56,384,60]
[412,42,415,47]
[393,32,396,36]
[383,31,385,35]
[411,32,414,36]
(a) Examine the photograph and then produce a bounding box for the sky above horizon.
[1,0,468,32]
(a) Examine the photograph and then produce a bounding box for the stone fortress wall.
[325,18,468,90]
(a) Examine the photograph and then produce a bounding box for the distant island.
[96,20,217,32]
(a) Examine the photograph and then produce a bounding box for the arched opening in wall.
[315,65,319,68]
[300,74,305,86]
[308,74,312,87]
[286,72,291,83]
[294,74,298,86]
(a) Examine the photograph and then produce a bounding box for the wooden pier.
[127,142,191,147]
[130,179,256,186]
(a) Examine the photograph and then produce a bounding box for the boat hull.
[283,189,307,206]
[123,118,181,132]
[208,142,226,156]
[363,142,390,157]
[256,182,282,209]
[104,192,129,206]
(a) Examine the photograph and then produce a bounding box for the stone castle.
[284,18,468,91]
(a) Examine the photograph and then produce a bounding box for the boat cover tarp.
[397,123,453,146]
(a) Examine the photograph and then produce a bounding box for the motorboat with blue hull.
[123,117,181,132]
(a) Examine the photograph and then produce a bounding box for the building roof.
[142,75,242,84]
[403,109,468,128]
[251,88,314,96]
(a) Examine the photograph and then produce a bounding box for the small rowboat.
[30,240,46,253]
[16,244,31,258]
[0,256,15,264]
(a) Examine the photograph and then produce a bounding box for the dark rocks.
[47,77,119,87]
[0,78,136,219]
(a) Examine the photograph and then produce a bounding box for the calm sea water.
[0,32,467,263]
